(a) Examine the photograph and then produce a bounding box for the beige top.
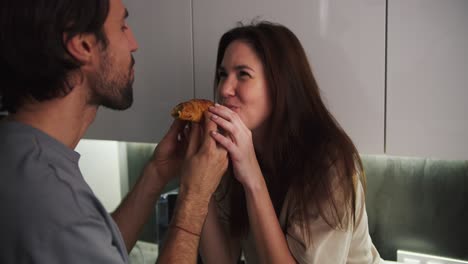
[217,181,383,264]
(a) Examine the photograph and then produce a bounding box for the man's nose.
[127,27,139,52]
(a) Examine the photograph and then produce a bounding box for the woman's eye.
[239,71,251,79]
[218,71,227,78]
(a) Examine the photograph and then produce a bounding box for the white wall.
[75,139,126,212]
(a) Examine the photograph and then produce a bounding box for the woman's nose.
[219,78,236,98]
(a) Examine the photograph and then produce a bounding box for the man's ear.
[64,33,97,64]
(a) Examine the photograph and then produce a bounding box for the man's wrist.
[171,192,210,236]
[143,162,171,193]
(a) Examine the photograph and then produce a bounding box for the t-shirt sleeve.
[285,182,382,264]
[33,217,127,264]
[346,182,383,264]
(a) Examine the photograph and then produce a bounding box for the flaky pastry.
[171,99,215,122]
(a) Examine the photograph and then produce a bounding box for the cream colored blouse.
[218,181,384,264]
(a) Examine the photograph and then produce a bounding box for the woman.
[201,21,383,264]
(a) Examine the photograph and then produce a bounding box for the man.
[0,0,228,263]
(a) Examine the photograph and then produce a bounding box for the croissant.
[171,99,215,122]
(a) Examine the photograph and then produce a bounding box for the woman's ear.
[64,33,97,64]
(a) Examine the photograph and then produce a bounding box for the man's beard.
[88,52,135,110]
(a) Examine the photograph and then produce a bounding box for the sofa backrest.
[362,155,468,261]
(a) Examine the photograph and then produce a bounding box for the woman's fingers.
[209,104,248,138]
[208,107,246,160]
[208,104,239,123]
[210,130,235,153]
[210,114,236,137]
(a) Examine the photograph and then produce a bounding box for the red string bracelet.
[171,224,200,237]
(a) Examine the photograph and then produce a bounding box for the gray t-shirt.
[0,121,129,264]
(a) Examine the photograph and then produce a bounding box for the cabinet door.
[193,0,386,154]
[84,0,194,143]
[387,0,468,160]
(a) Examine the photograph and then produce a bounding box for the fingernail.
[215,103,221,107]
[211,114,218,119]
[211,130,218,135]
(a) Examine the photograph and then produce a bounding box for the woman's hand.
[208,103,263,189]
[208,104,296,264]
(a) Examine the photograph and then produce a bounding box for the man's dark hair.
[0,0,110,113]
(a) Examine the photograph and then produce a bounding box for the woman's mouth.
[225,104,239,111]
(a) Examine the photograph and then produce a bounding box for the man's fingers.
[186,122,201,157]
[201,112,218,149]
[165,119,187,141]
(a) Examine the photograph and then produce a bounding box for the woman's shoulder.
[280,161,364,238]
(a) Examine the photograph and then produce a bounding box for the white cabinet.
[387,0,468,160]
[84,0,194,143]
[193,0,386,154]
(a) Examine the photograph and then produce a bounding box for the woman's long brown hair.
[214,21,365,244]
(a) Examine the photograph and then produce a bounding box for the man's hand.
[157,113,229,264]
[178,112,229,201]
[112,119,190,252]
[147,119,189,185]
